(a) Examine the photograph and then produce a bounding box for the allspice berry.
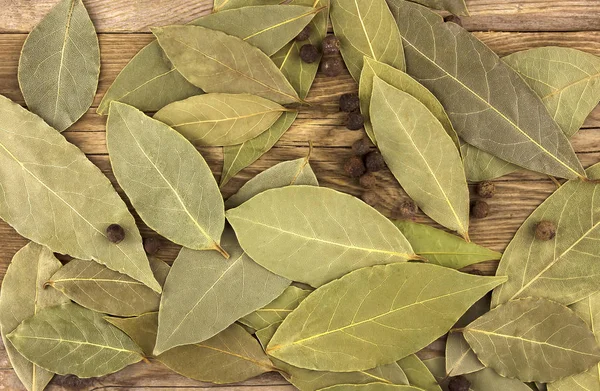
[322,35,341,54]
[396,200,418,219]
[321,57,344,77]
[365,151,386,172]
[106,224,125,244]
[361,190,378,207]
[346,112,364,130]
[535,220,556,241]
[296,25,311,41]
[448,375,471,391]
[299,44,319,63]
[339,93,360,112]
[471,200,490,219]
[344,156,366,178]
[359,172,377,188]
[352,138,371,156]
[444,15,463,27]
[144,237,161,255]
[476,181,496,198]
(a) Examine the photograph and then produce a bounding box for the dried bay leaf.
[154,94,290,146]
[393,221,500,270]
[549,292,600,391]
[406,0,468,16]
[256,322,282,348]
[491,163,600,307]
[221,111,298,187]
[330,0,405,81]
[397,355,442,391]
[154,230,289,355]
[107,102,226,256]
[317,384,423,391]
[464,297,600,383]
[153,25,301,104]
[226,156,318,209]
[460,143,518,182]
[0,95,160,293]
[371,78,469,238]
[387,0,585,180]
[18,0,100,131]
[98,5,317,114]
[226,186,417,287]
[105,312,159,357]
[267,263,506,371]
[0,243,69,391]
[7,303,143,378]
[214,0,284,12]
[46,258,169,317]
[239,286,312,331]
[359,57,459,148]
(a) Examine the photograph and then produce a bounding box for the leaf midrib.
[243,8,321,41]
[12,335,140,354]
[52,0,77,124]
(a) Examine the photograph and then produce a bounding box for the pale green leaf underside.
[317,384,423,391]
[0,243,68,391]
[398,355,442,391]
[154,93,288,146]
[465,297,600,383]
[406,0,469,16]
[214,0,284,12]
[387,0,585,180]
[330,0,405,81]
[8,303,143,378]
[492,164,600,307]
[221,111,298,187]
[107,102,225,253]
[0,95,160,293]
[48,258,169,317]
[226,186,416,287]
[105,313,159,357]
[360,57,459,148]
[371,78,469,237]
[153,25,300,104]
[19,0,100,131]
[445,332,484,377]
[267,263,505,371]
[154,230,289,355]
[393,220,500,269]
[226,157,318,209]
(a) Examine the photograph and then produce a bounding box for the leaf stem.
[214,243,230,259]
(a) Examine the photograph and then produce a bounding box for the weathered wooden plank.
[1,0,598,33]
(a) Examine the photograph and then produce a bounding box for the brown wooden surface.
[0,0,599,389]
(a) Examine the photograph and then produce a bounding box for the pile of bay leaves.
[0,0,600,390]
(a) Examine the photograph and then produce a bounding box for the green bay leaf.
[226,156,318,209]
[317,384,423,391]
[464,297,600,383]
[371,77,469,238]
[153,25,301,104]
[239,286,312,331]
[330,0,405,81]
[492,163,600,307]
[398,355,442,391]
[387,0,585,180]
[226,186,417,287]
[0,95,160,293]
[221,111,298,187]
[0,243,69,391]
[267,263,506,371]
[47,258,169,317]
[154,94,290,146]
[406,0,468,16]
[393,221,501,269]
[360,57,458,148]
[154,230,289,355]
[7,303,143,378]
[107,102,226,256]
[18,0,100,131]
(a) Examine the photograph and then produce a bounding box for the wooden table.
[0,0,599,389]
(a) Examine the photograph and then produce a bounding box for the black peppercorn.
[471,200,490,219]
[322,35,341,54]
[296,25,311,41]
[352,138,371,156]
[106,224,125,244]
[299,44,319,63]
[396,200,418,219]
[321,57,344,77]
[448,376,471,391]
[361,190,378,207]
[339,93,360,112]
[344,156,366,178]
[476,181,496,198]
[535,221,556,241]
[359,172,377,188]
[346,112,364,130]
[144,237,161,255]
[444,15,463,27]
[365,151,386,172]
